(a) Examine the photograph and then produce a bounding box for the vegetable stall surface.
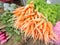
[13,2,57,45]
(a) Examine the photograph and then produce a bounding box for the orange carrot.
[13,2,57,44]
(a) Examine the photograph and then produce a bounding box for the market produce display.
[13,2,57,44]
[0,0,60,45]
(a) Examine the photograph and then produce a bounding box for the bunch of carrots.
[13,2,57,44]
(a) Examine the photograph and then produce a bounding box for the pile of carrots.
[13,2,57,44]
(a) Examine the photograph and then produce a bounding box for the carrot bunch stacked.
[13,2,57,44]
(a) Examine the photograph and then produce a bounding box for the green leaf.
[14,29,20,35]
[27,0,60,25]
